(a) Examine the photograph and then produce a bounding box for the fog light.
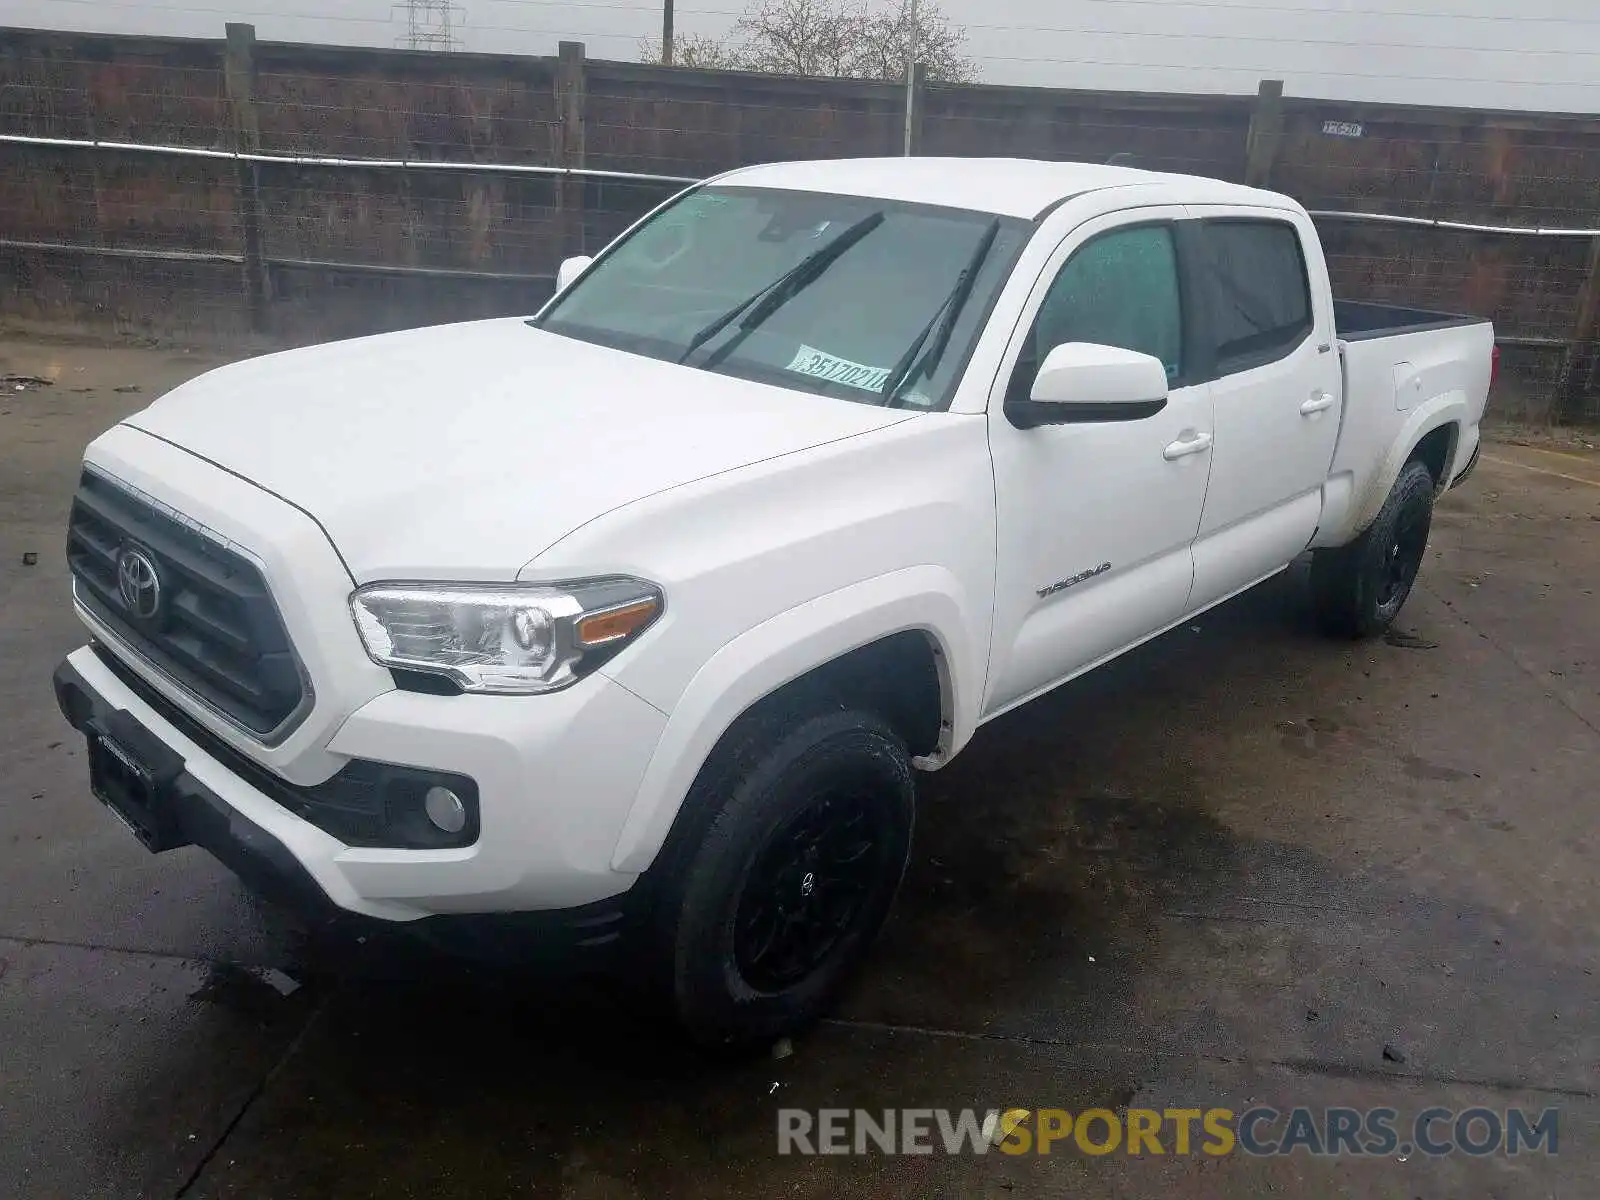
[423,785,467,834]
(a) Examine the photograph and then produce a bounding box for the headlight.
[350,577,663,694]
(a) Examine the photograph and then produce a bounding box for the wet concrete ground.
[2,334,1597,1198]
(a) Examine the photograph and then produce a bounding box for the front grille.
[66,468,307,741]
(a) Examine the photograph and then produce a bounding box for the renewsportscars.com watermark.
[777,1106,1560,1157]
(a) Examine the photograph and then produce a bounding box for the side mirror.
[1006,342,1170,428]
[555,255,593,295]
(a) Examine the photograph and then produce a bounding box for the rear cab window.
[1195,219,1314,374]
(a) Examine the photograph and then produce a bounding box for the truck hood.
[127,318,911,581]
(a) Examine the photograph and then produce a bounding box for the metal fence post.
[224,22,271,333]
[1244,78,1285,188]
[556,41,587,260]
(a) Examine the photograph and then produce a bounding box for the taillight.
[1490,344,1501,391]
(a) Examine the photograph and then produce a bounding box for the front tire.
[652,705,914,1050]
[1311,459,1437,638]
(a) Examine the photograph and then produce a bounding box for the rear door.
[1185,209,1343,613]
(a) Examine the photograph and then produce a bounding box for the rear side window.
[1199,220,1313,372]
[1009,224,1184,403]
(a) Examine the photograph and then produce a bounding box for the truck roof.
[714,156,1288,220]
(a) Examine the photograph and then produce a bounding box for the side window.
[1008,224,1184,404]
[1199,220,1313,372]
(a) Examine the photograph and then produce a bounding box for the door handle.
[1163,431,1213,460]
[1301,391,1336,415]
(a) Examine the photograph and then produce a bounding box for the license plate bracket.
[86,715,190,853]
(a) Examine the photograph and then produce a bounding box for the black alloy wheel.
[732,790,890,993]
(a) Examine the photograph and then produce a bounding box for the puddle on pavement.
[1384,628,1440,650]
[68,568,1599,1195]
[859,765,1254,1039]
[1399,752,1469,782]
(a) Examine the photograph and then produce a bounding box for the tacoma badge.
[1037,562,1112,599]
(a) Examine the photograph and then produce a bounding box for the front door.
[984,209,1214,717]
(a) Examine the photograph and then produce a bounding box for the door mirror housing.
[555,255,594,295]
[1006,342,1171,428]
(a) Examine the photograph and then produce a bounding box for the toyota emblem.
[116,546,163,620]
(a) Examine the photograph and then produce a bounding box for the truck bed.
[1334,299,1489,342]
[1323,300,1494,542]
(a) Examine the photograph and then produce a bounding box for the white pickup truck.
[54,157,1493,1046]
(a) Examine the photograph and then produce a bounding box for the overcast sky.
[4,0,1598,112]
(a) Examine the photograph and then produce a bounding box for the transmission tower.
[395,0,463,51]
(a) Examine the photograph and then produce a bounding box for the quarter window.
[1198,220,1313,371]
[1009,224,1184,404]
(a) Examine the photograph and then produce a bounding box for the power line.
[36,0,396,21]
[961,51,1597,85]
[959,26,1600,56]
[1042,0,1600,22]
[482,0,1600,25]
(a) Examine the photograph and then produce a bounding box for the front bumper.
[54,641,668,925]
[56,652,335,915]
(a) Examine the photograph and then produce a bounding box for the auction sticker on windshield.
[788,345,891,393]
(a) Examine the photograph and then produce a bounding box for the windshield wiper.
[880,218,1001,406]
[677,210,886,367]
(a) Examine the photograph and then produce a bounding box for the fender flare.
[1338,392,1468,545]
[606,565,982,874]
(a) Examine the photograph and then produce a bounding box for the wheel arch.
[1407,421,1459,488]
[1327,395,1466,547]
[608,567,981,874]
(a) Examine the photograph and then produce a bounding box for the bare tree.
[733,0,865,77]
[851,0,974,83]
[638,32,745,69]
[637,0,974,83]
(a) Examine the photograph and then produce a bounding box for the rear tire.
[1311,459,1437,638]
[650,704,914,1051]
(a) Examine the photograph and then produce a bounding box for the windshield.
[533,186,1028,410]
